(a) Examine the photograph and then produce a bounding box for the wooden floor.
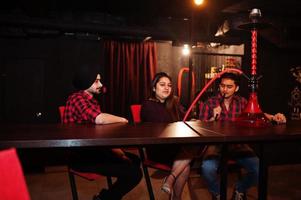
[25,163,301,200]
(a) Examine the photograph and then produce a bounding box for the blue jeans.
[201,156,259,196]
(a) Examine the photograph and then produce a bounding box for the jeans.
[201,156,259,196]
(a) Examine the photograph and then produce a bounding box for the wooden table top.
[185,120,301,143]
[0,120,300,148]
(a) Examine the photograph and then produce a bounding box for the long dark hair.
[150,72,181,121]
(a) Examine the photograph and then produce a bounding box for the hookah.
[235,8,270,127]
[183,8,270,127]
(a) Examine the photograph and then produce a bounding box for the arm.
[95,113,128,124]
[199,101,215,121]
[264,113,287,124]
[240,97,286,124]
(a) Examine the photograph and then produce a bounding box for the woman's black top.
[141,99,180,166]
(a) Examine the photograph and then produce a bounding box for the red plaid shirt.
[199,93,247,121]
[63,91,101,123]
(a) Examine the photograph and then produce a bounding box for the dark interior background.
[1,0,301,123]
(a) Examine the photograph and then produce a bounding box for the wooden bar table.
[1,120,301,200]
[0,122,218,148]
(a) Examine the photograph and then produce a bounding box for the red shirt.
[63,91,101,123]
[199,93,247,121]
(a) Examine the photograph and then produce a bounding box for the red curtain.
[102,40,157,117]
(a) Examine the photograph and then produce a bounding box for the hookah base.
[235,112,270,128]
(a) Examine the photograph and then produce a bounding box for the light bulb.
[194,0,204,6]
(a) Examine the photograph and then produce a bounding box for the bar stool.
[58,106,112,200]
[130,104,172,200]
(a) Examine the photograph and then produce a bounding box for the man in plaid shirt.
[64,72,128,124]
[199,72,286,200]
[64,65,142,200]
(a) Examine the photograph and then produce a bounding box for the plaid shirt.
[199,93,247,121]
[63,90,101,123]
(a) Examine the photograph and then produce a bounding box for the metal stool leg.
[68,170,79,200]
[139,148,155,200]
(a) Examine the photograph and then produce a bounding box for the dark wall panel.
[4,59,44,122]
[0,37,104,123]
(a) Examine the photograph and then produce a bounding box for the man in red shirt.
[199,72,286,200]
[64,65,142,200]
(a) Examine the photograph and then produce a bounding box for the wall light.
[182,44,190,56]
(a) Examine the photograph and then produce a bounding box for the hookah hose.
[183,68,245,121]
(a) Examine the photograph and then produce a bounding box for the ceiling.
[1,0,301,48]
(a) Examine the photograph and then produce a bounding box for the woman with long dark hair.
[141,72,198,200]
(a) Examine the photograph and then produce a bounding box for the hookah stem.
[214,93,225,121]
[251,29,257,76]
